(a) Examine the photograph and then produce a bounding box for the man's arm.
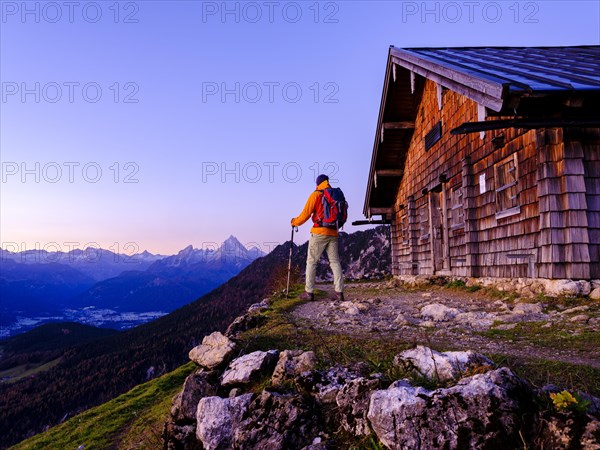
[291,191,318,227]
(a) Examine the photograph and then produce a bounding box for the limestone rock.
[163,423,202,450]
[560,305,590,315]
[339,301,361,315]
[512,302,543,315]
[537,411,600,450]
[171,370,219,422]
[195,394,253,450]
[296,365,365,406]
[569,314,589,323]
[336,377,381,436]
[189,332,237,370]
[222,350,279,386]
[225,300,269,337]
[271,350,317,386]
[420,303,460,321]
[454,311,497,330]
[368,368,535,450]
[542,279,591,297]
[232,390,321,449]
[393,345,494,382]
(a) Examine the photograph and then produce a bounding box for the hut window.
[399,213,409,246]
[449,187,465,230]
[495,153,520,218]
[419,205,430,240]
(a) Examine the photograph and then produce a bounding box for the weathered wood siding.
[390,79,595,280]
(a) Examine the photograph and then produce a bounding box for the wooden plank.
[369,207,393,215]
[376,169,404,177]
[383,121,415,129]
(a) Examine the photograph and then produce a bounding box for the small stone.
[418,320,436,328]
[421,303,460,321]
[560,305,590,315]
[495,323,518,331]
[344,305,360,315]
[512,302,543,315]
[569,314,589,323]
[394,313,409,325]
[229,388,243,398]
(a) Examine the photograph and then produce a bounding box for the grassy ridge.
[11,362,195,450]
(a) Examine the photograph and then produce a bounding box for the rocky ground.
[164,284,600,450]
[292,281,600,369]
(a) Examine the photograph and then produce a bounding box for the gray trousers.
[306,233,344,293]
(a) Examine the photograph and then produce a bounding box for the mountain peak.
[223,235,242,246]
[179,245,195,255]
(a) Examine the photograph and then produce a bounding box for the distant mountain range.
[0,237,264,336]
[0,247,164,281]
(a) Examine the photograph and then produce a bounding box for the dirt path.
[290,281,600,369]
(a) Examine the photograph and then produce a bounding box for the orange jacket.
[291,180,338,236]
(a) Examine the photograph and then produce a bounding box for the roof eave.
[363,50,395,218]
[390,47,506,112]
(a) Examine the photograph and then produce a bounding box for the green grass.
[11,362,196,450]
[489,354,600,397]
[483,321,600,353]
[0,358,62,384]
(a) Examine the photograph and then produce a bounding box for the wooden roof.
[364,46,600,217]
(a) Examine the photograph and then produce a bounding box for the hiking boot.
[298,291,315,301]
[332,291,345,301]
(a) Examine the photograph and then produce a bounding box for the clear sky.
[1,1,599,255]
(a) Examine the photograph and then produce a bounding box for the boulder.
[271,350,318,386]
[541,279,591,297]
[368,368,535,450]
[393,345,494,382]
[196,394,253,450]
[420,303,460,321]
[171,370,219,422]
[590,287,600,300]
[336,377,381,436]
[232,390,321,449]
[222,350,279,386]
[189,332,237,370]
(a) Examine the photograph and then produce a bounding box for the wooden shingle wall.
[391,78,596,279]
[568,127,600,278]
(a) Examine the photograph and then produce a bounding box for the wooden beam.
[370,207,393,215]
[376,169,404,177]
[383,121,415,129]
[451,117,600,135]
[352,220,390,226]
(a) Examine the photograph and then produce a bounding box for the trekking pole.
[285,226,298,298]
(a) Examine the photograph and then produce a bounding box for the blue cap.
[316,174,329,185]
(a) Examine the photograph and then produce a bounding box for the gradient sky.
[1,1,599,255]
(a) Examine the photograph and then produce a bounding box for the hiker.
[291,174,346,301]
